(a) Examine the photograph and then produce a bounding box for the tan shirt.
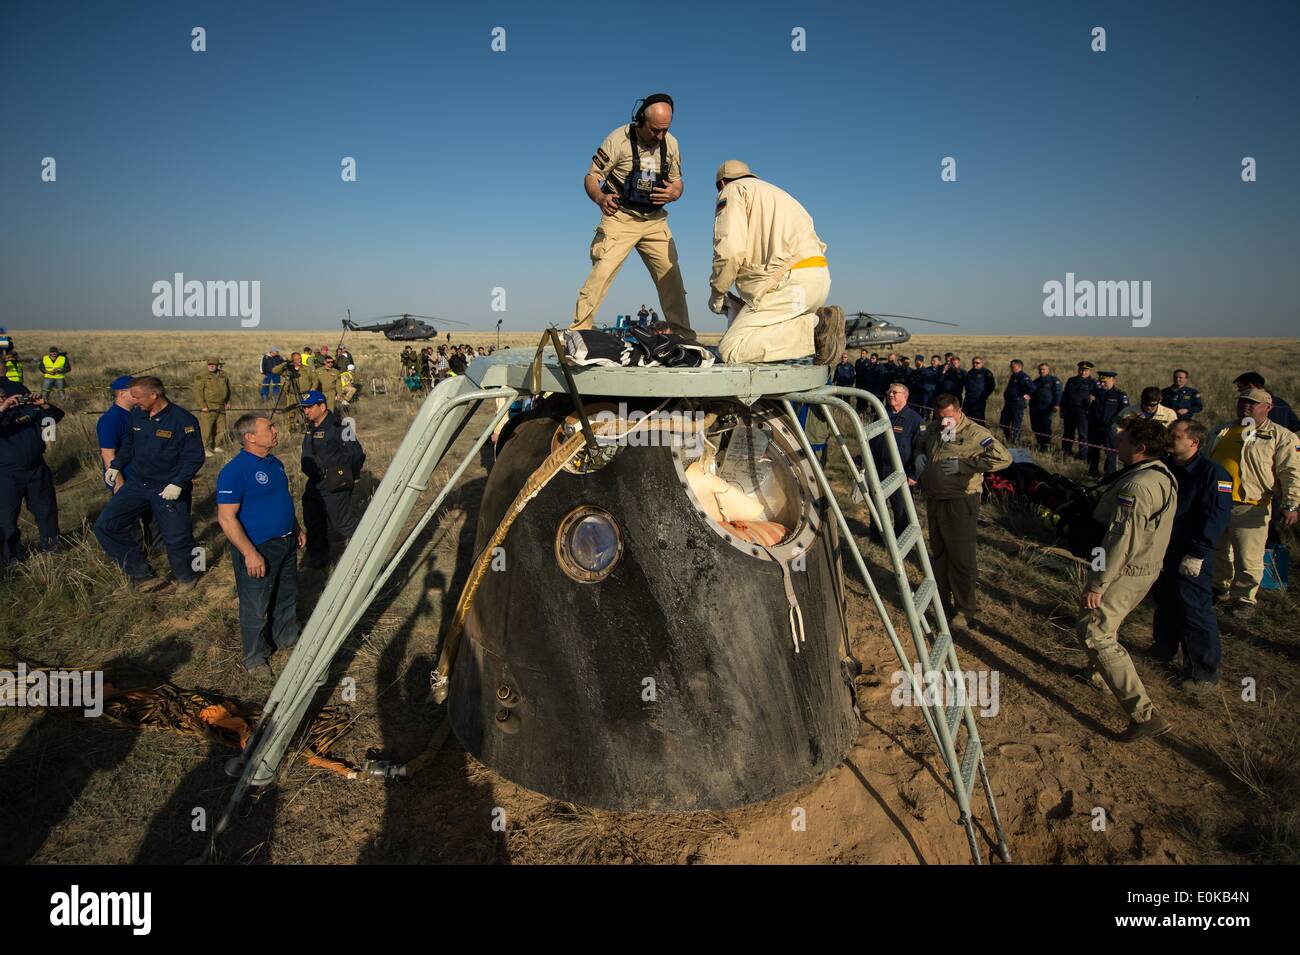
[1121,404,1177,426]
[193,372,231,408]
[710,177,827,305]
[310,367,341,402]
[587,125,681,219]
[920,415,1012,499]
[1088,459,1177,591]
[1205,418,1300,509]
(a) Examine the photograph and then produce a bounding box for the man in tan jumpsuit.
[570,94,692,339]
[709,160,837,365]
[193,358,232,454]
[1205,388,1300,616]
[919,393,1013,631]
[1074,417,1178,742]
[308,355,342,412]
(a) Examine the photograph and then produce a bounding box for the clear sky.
[1,0,1296,336]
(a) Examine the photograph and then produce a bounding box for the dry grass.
[2,328,1299,864]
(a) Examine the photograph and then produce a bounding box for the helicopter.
[342,313,467,341]
[843,311,959,350]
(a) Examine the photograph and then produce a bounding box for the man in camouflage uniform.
[308,354,343,412]
[194,358,232,454]
[920,392,1012,631]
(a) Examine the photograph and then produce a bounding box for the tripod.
[269,366,308,434]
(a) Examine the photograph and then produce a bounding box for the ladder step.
[945,698,964,738]
[879,470,905,496]
[862,418,890,440]
[960,740,982,799]
[911,579,936,616]
[894,523,920,557]
[927,630,952,674]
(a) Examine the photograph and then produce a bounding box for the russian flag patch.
[980,436,994,448]
[1218,480,1233,493]
[1117,494,1135,507]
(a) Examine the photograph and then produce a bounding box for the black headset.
[632,93,674,126]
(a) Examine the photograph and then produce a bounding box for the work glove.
[940,458,961,476]
[708,291,727,315]
[103,468,120,487]
[1179,555,1203,578]
[159,483,183,501]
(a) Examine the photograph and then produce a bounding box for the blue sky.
[1,0,1296,336]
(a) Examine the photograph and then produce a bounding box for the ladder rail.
[776,399,943,748]
[215,380,516,835]
[783,385,1011,863]
[788,396,966,791]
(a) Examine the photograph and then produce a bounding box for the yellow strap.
[790,255,828,270]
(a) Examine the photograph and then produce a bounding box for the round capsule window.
[555,506,624,583]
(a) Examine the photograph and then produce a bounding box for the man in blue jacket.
[833,353,855,388]
[869,381,923,536]
[260,349,283,401]
[939,355,966,404]
[94,376,206,590]
[852,350,876,413]
[912,355,942,420]
[960,355,993,423]
[1161,370,1203,420]
[999,359,1033,444]
[0,381,63,563]
[1028,362,1063,452]
[1152,418,1233,690]
[1061,360,1100,458]
[1087,372,1129,476]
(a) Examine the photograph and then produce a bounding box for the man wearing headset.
[570,93,693,340]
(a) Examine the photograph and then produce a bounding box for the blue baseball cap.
[110,375,134,390]
[299,390,327,406]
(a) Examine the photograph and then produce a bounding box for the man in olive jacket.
[194,358,232,454]
[920,392,1013,631]
[1074,417,1178,742]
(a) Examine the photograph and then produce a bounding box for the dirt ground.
[1,331,1297,864]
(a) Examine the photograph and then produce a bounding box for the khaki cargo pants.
[198,410,227,451]
[1076,572,1157,722]
[571,209,692,339]
[1214,502,1270,605]
[927,493,981,617]
[718,266,829,364]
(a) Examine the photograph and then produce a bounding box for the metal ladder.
[779,385,1012,864]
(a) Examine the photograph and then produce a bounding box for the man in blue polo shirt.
[94,376,206,590]
[97,375,135,493]
[217,412,304,676]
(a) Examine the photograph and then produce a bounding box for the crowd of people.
[399,343,494,391]
[859,358,1298,742]
[1,332,370,684]
[2,318,1298,729]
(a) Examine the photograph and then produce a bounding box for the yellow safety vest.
[42,354,67,379]
[3,359,22,383]
[1208,426,1258,505]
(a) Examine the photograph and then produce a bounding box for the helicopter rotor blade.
[873,314,961,327]
[848,311,961,328]
[361,314,470,326]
